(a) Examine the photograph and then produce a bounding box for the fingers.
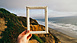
[21,30,27,36]
[18,30,27,38]
[18,30,32,40]
[23,30,32,40]
[27,34,32,40]
[24,30,30,37]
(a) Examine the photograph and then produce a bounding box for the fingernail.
[27,30,29,32]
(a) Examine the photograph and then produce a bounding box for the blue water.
[35,16,77,37]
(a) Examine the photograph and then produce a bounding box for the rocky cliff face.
[18,18,61,43]
[0,8,61,43]
[30,23,61,43]
[30,24,45,31]
[0,18,7,38]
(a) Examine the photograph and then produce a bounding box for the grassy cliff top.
[0,8,60,43]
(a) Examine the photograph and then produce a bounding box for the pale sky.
[0,0,77,18]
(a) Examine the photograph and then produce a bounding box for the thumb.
[27,34,32,40]
[24,30,30,37]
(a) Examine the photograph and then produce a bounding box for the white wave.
[37,20,45,26]
[50,22,77,30]
[37,20,77,35]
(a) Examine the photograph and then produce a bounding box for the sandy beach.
[49,27,77,43]
[49,25,77,38]
[54,28,77,38]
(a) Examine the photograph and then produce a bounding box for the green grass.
[32,34,44,43]
[0,8,43,43]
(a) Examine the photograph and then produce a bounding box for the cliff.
[0,8,61,43]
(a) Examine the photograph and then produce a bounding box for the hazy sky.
[0,0,77,18]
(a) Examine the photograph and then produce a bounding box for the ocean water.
[35,16,77,38]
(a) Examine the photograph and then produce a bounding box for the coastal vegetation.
[0,8,60,43]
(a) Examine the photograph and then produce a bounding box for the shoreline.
[49,26,77,38]
[48,27,77,43]
[36,20,77,43]
[37,20,77,38]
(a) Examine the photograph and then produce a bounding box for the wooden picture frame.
[26,6,48,34]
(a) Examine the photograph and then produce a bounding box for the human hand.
[17,30,32,43]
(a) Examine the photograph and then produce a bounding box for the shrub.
[32,34,44,43]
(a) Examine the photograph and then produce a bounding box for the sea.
[35,16,77,38]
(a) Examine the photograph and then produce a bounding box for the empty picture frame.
[26,6,48,34]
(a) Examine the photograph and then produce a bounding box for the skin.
[17,30,32,43]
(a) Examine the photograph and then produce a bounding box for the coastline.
[36,19,77,38]
[36,20,77,43]
[48,27,77,43]
[49,26,77,38]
